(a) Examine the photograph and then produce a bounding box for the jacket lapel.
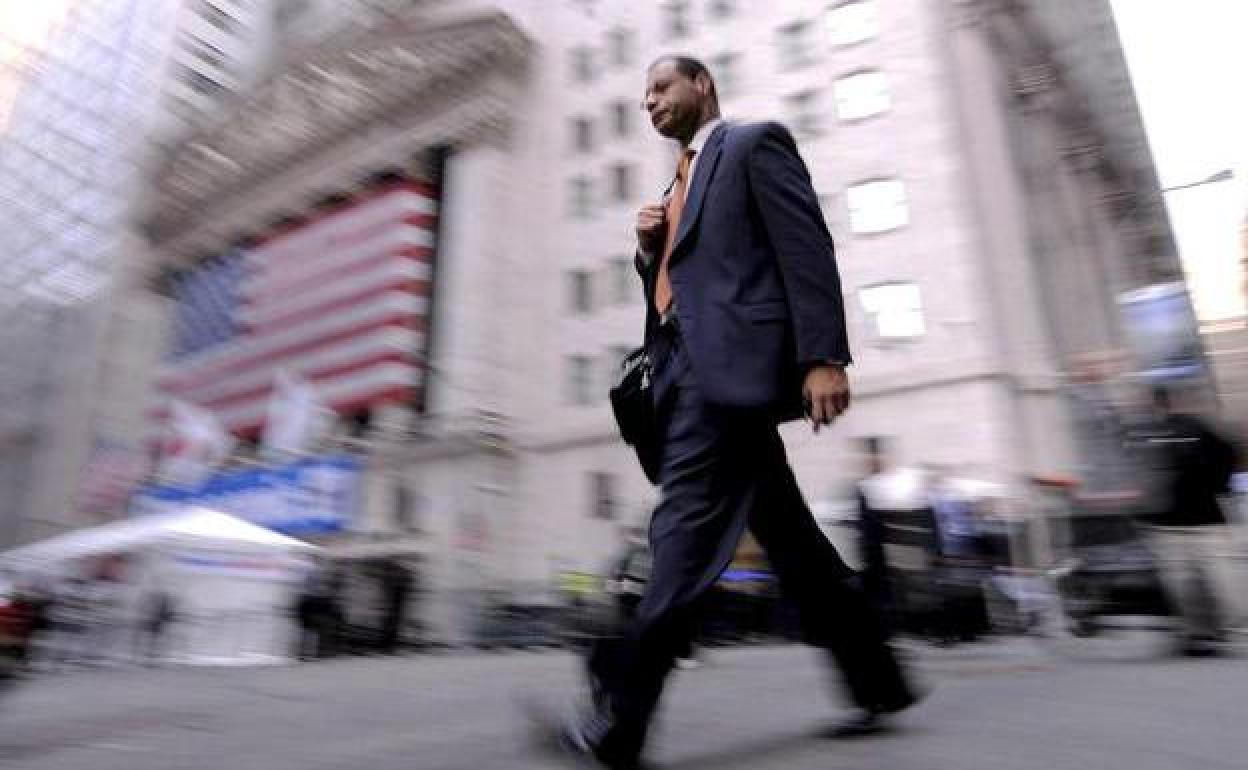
[671,122,727,261]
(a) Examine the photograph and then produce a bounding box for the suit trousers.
[586,324,913,763]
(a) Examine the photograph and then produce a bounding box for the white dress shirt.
[682,117,723,203]
[640,117,725,268]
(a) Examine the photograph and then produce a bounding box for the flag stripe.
[165,311,423,391]
[168,326,422,405]
[246,282,430,338]
[194,351,417,412]
[161,292,424,387]
[243,245,433,306]
[253,185,437,253]
[245,222,435,299]
[158,184,436,435]
[241,259,430,327]
[219,363,419,427]
[253,192,436,263]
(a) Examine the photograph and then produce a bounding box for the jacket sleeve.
[746,122,852,366]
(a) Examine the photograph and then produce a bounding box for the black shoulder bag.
[609,347,660,484]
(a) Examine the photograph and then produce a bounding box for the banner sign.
[131,454,361,536]
[1118,282,1206,383]
[170,549,307,580]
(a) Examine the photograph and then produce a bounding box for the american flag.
[153,182,437,437]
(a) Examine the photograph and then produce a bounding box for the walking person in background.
[533,55,918,770]
[855,437,897,633]
[378,560,412,654]
[135,590,175,665]
[607,527,651,624]
[1143,386,1241,656]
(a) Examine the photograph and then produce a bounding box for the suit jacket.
[638,121,851,421]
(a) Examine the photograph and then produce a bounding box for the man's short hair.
[650,54,718,103]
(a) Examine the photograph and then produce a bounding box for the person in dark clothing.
[136,590,175,664]
[294,571,342,660]
[1143,387,1240,654]
[532,56,918,770]
[609,527,652,621]
[378,560,412,653]
[855,437,895,630]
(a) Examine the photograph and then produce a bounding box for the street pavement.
[0,639,1245,769]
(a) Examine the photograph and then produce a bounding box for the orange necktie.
[654,149,695,314]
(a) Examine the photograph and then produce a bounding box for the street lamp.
[1162,169,1234,194]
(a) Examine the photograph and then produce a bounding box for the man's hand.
[636,203,667,256]
[803,364,850,432]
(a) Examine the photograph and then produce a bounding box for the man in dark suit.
[538,56,918,770]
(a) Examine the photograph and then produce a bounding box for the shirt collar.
[686,117,723,156]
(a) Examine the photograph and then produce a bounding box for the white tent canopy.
[1,508,315,570]
[1,508,318,667]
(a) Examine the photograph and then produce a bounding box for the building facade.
[0,0,280,546]
[139,0,1181,642]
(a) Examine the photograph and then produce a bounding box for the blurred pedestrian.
[378,560,411,654]
[294,570,340,660]
[135,590,175,664]
[83,555,128,665]
[855,437,897,631]
[607,527,651,622]
[1143,387,1240,655]
[1067,351,1140,497]
[46,576,90,668]
[532,56,918,770]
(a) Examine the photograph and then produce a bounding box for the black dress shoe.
[822,685,927,739]
[875,687,923,715]
[523,697,646,770]
[823,709,889,739]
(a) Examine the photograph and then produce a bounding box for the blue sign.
[131,454,361,536]
[1118,282,1206,383]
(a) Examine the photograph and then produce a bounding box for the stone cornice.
[977,0,1178,268]
[146,10,532,250]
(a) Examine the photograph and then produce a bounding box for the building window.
[784,90,823,139]
[708,0,736,20]
[607,27,635,68]
[568,270,593,314]
[833,70,891,121]
[664,1,691,40]
[711,52,741,99]
[567,355,595,405]
[181,65,225,97]
[568,176,594,218]
[847,178,909,234]
[185,35,228,70]
[609,100,632,139]
[572,116,595,153]
[825,0,880,47]
[589,471,617,520]
[570,46,596,83]
[608,163,636,203]
[777,20,816,71]
[860,282,925,340]
[608,257,634,304]
[198,1,238,33]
